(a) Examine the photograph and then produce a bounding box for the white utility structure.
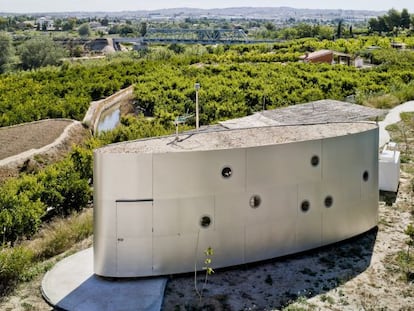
[379,142,400,192]
[93,122,379,278]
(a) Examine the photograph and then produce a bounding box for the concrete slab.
[41,248,167,311]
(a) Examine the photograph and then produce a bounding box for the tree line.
[369,8,413,34]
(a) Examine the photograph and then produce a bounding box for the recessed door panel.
[116,201,153,277]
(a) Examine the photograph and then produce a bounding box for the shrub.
[32,209,93,259]
[0,246,34,292]
[394,81,414,103]
[0,177,46,242]
[364,94,400,109]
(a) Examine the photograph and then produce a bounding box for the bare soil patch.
[0,120,73,160]
[0,120,90,183]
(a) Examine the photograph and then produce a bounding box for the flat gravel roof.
[97,122,377,154]
[220,100,385,129]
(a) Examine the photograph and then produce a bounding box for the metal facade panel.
[153,228,245,275]
[321,129,379,245]
[214,192,248,231]
[198,227,245,268]
[100,153,153,200]
[296,182,323,249]
[95,200,117,238]
[245,218,297,262]
[117,201,153,238]
[153,234,198,275]
[153,149,246,199]
[322,135,362,197]
[322,202,358,244]
[93,238,117,277]
[321,178,355,244]
[116,201,153,277]
[116,238,153,277]
[360,131,379,201]
[245,184,298,225]
[153,196,215,237]
[246,140,322,188]
[323,197,377,245]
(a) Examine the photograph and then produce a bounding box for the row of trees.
[0,144,95,242]
[1,36,414,127]
[369,8,413,34]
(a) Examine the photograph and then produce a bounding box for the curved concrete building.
[93,122,379,277]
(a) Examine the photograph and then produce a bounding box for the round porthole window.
[221,166,232,178]
[311,155,320,167]
[200,216,212,228]
[363,171,369,182]
[324,196,333,208]
[301,200,310,212]
[249,195,261,208]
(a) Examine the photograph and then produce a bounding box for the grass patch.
[395,249,414,283]
[31,208,93,260]
[0,208,93,297]
[365,94,400,109]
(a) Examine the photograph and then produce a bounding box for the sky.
[1,0,414,13]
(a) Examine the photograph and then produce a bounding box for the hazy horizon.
[1,0,414,14]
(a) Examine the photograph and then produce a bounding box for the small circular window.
[221,166,232,178]
[200,216,212,228]
[363,171,369,182]
[249,195,261,208]
[324,196,333,208]
[311,155,320,167]
[301,200,310,213]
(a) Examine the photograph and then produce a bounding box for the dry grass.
[364,94,401,109]
[29,208,93,260]
[0,208,93,306]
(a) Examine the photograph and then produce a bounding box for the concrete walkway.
[378,100,414,147]
[42,248,167,311]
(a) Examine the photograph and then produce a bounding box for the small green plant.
[404,224,414,281]
[194,245,215,301]
[320,294,335,304]
[405,224,414,258]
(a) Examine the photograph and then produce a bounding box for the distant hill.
[1,6,384,20]
[0,7,386,19]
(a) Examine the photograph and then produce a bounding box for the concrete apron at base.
[41,248,167,311]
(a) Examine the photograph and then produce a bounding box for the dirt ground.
[0,120,73,160]
[0,120,90,183]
